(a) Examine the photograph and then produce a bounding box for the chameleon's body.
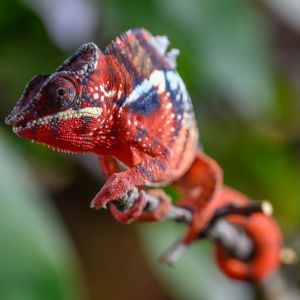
[6,28,281,281]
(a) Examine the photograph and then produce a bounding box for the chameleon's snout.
[5,74,50,127]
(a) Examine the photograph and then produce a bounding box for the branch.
[122,189,268,265]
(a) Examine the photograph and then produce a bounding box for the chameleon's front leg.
[91,156,171,222]
[91,159,153,209]
[95,156,146,223]
[91,158,167,208]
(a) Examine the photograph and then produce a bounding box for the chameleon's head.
[5,42,111,153]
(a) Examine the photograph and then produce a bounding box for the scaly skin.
[5,28,282,281]
[6,29,199,206]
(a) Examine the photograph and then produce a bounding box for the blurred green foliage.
[1,0,300,299]
[139,222,254,300]
[0,132,84,300]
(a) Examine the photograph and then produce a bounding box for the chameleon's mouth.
[11,106,103,154]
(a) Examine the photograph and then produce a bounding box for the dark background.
[0,0,300,299]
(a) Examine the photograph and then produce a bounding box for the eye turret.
[44,77,77,111]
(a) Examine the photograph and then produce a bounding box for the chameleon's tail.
[174,151,282,281]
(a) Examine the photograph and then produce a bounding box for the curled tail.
[175,151,282,281]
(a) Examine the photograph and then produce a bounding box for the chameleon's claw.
[90,173,134,209]
[109,190,147,224]
[90,192,110,209]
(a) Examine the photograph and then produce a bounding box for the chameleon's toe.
[90,191,110,209]
[138,189,172,222]
[109,190,148,224]
[90,173,133,209]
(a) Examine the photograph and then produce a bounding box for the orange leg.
[95,156,145,223]
[96,156,171,223]
[175,151,223,244]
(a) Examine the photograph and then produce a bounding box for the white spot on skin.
[99,84,116,98]
[166,103,172,109]
[93,93,99,100]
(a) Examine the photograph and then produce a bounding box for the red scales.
[5,28,282,282]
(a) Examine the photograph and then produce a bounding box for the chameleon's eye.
[44,77,77,111]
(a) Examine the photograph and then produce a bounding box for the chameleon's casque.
[5,28,282,282]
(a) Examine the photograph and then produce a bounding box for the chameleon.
[5,28,282,281]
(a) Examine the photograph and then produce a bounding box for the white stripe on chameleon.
[121,69,190,112]
[166,71,189,108]
[122,78,153,106]
[122,70,166,106]
[13,107,103,133]
[150,70,166,93]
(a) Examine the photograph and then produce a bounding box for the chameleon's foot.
[109,190,148,224]
[109,189,172,223]
[139,189,171,222]
[90,173,134,209]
